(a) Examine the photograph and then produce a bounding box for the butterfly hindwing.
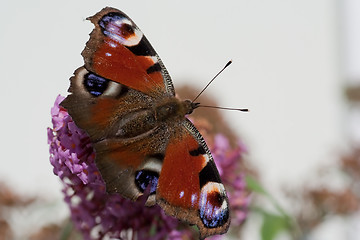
[93,133,168,205]
[158,119,230,239]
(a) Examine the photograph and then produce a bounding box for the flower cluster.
[48,95,249,239]
[210,134,250,226]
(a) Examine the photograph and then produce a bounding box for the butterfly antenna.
[192,60,233,103]
[198,105,249,112]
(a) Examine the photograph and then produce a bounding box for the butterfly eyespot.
[99,12,142,47]
[135,170,159,194]
[199,182,229,228]
[82,71,127,98]
[84,72,109,97]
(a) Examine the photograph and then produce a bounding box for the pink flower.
[210,135,250,226]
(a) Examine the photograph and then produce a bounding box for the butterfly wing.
[157,119,230,239]
[83,7,174,97]
[60,7,176,204]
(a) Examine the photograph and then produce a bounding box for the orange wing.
[157,120,230,239]
[82,7,174,97]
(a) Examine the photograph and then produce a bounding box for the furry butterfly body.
[61,7,230,239]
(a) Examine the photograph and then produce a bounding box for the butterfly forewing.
[82,7,174,97]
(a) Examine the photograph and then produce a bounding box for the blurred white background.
[0,0,359,239]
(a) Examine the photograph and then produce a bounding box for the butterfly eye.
[135,170,159,194]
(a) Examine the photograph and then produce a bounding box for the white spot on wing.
[145,56,158,64]
[191,194,197,207]
[203,153,210,164]
[121,18,133,26]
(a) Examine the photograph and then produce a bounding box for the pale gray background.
[1,0,359,239]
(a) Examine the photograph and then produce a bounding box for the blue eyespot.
[99,12,135,42]
[83,72,109,97]
[199,186,229,228]
[135,170,159,195]
[99,12,125,33]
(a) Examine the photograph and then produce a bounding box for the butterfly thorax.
[113,98,198,139]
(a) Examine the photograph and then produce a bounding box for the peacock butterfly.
[61,7,230,239]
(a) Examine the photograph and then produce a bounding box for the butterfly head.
[183,99,200,115]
